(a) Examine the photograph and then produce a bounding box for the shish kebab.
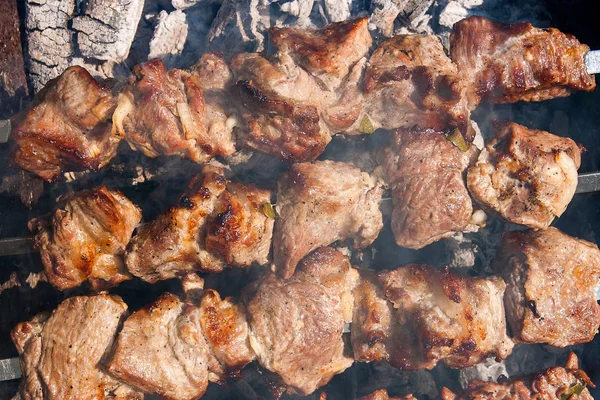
[0,16,598,185]
[2,232,600,398]
[0,115,592,291]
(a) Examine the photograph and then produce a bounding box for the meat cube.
[467,121,581,229]
[359,390,417,400]
[242,250,356,395]
[493,227,600,347]
[450,16,595,107]
[441,353,594,400]
[362,35,473,142]
[11,66,119,182]
[352,265,514,370]
[113,59,235,163]
[230,53,332,162]
[273,160,384,278]
[107,293,214,400]
[198,289,255,380]
[381,127,477,249]
[269,18,372,91]
[126,166,228,282]
[29,186,142,291]
[11,294,142,400]
[190,53,237,157]
[204,182,274,267]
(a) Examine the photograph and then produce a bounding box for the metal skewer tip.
[0,119,10,144]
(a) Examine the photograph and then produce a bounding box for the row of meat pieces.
[29,118,582,291]
[8,15,595,183]
[359,353,594,399]
[11,226,600,399]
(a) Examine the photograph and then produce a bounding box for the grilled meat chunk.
[11,66,119,182]
[382,127,477,249]
[11,295,141,400]
[441,353,594,400]
[450,16,596,107]
[126,167,228,282]
[198,289,255,379]
[205,182,274,266]
[273,160,384,278]
[359,390,417,400]
[352,265,513,370]
[243,250,355,395]
[107,293,213,400]
[493,228,600,347]
[190,53,237,156]
[269,18,372,91]
[29,186,141,291]
[362,35,473,142]
[467,121,581,229]
[230,53,332,162]
[113,59,235,163]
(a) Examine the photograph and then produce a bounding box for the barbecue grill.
[2,0,600,399]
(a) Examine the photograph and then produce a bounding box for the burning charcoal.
[381,127,479,249]
[467,121,581,229]
[148,10,189,68]
[493,227,600,348]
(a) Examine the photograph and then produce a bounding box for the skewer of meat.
[2,16,597,184]
[6,232,600,398]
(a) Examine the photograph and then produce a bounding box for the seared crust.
[358,390,417,400]
[11,66,119,182]
[29,186,141,290]
[441,353,594,400]
[382,128,477,249]
[451,16,596,107]
[467,121,580,229]
[12,295,142,400]
[114,59,235,163]
[352,265,514,370]
[363,35,473,142]
[493,228,600,347]
[125,167,228,282]
[205,182,274,266]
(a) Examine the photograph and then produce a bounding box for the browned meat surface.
[362,34,473,142]
[243,249,356,395]
[113,59,235,163]
[205,182,274,266]
[493,227,600,347]
[199,289,255,380]
[28,186,141,291]
[381,127,477,249]
[352,265,513,370]
[269,18,372,90]
[358,389,417,400]
[230,53,332,162]
[11,295,141,400]
[11,66,119,182]
[126,167,274,283]
[107,293,213,400]
[273,160,384,278]
[467,121,581,229]
[126,167,228,282]
[450,16,595,107]
[441,353,594,400]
